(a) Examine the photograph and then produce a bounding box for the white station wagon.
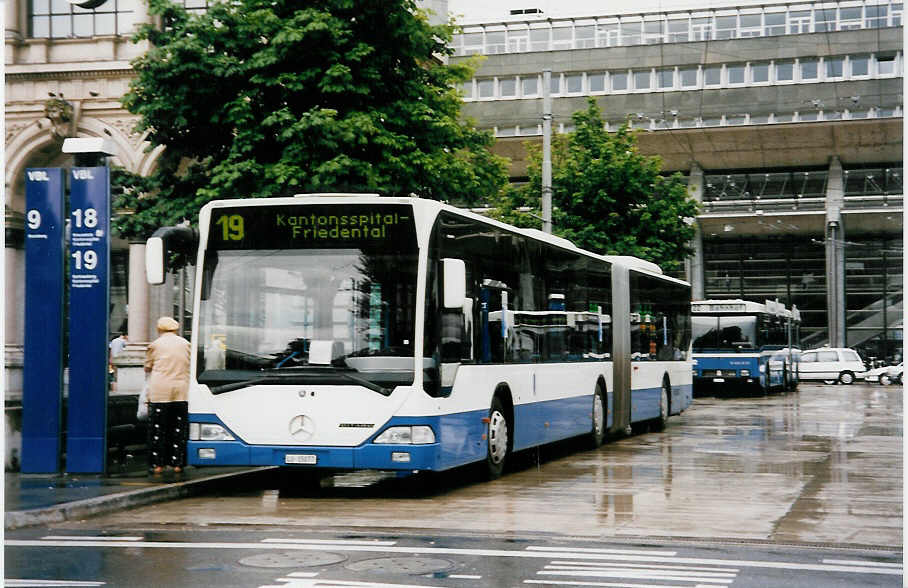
[797,347,866,384]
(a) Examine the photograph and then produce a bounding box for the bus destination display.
[209,204,416,250]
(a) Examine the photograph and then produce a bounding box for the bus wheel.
[590,384,606,448]
[654,380,670,431]
[485,396,510,479]
[838,371,855,385]
[880,374,892,386]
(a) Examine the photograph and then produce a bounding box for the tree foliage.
[115,0,507,240]
[488,98,699,270]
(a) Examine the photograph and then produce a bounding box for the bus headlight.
[374,426,436,445]
[190,423,235,441]
[739,369,750,376]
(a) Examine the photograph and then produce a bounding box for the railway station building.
[450,0,903,362]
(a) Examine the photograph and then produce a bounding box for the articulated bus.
[147,195,692,479]
[691,299,801,396]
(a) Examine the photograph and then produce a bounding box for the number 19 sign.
[66,166,110,473]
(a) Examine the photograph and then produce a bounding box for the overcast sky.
[448,0,768,24]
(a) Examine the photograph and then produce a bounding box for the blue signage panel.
[66,167,110,473]
[22,168,66,473]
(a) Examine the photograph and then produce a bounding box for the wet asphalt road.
[5,382,903,586]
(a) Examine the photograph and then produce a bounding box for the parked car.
[797,347,866,384]
[881,363,903,386]
[861,364,891,384]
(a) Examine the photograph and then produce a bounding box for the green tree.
[489,98,699,271]
[115,0,507,240]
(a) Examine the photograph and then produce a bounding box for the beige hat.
[156,316,180,332]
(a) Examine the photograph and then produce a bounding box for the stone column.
[825,156,845,347]
[5,211,25,346]
[687,163,706,301]
[127,242,151,343]
[5,0,22,65]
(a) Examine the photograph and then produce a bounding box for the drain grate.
[346,557,454,575]
[238,551,347,568]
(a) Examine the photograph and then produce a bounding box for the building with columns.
[451,0,903,361]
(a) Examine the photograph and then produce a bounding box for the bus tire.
[654,379,670,431]
[880,374,891,386]
[838,371,855,385]
[485,396,510,480]
[590,384,607,448]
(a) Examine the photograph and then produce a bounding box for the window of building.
[865,5,889,27]
[789,10,812,33]
[179,0,210,14]
[643,19,664,44]
[892,3,902,26]
[704,65,722,86]
[575,25,595,48]
[680,67,698,87]
[633,70,652,90]
[621,18,642,45]
[611,71,628,91]
[739,13,762,37]
[522,76,539,96]
[727,63,746,84]
[486,31,506,54]
[30,0,136,38]
[751,62,770,83]
[461,32,484,55]
[775,60,795,82]
[814,8,837,31]
[507,27,529,52]
[825,57,845,79]
[799,111,818,121]
[552,26,572,50]
[799,58,819,80]
[764,11,786,35]
[550,73,562,94]
[877,55,897,75]
[589,73,606,92]
[850,54,870,77]
[691,17,711,40]
[597,21,620,47]
[714,15,737,39]
[657,68,674,89]
[477,79,494,98]
[461,81,473,99]
[839,7,863,29]
[565,74,583,93]
[667,18,689,42]
[530,28,550,51]
[499,77,517,97]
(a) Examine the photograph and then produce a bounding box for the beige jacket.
[145,331,191,402]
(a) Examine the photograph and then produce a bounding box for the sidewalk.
[5,457,273,530]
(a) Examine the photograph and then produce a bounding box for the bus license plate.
[285,454,317,465]
[713,378,725,383]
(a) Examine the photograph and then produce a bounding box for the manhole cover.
[346,557,453,575]
[238,551,346,568]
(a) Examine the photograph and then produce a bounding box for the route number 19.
[216,214,244,241]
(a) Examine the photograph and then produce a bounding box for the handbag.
[136,382,149,421]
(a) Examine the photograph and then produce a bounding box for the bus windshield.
[196,248,418,391]
[692,315,758,351]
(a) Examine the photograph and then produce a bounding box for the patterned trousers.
[148,401,188,469]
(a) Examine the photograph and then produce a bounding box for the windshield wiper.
[208,367,390,396]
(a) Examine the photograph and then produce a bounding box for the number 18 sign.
[66,166,110,473]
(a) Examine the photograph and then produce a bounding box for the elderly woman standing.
[144,316,191,475]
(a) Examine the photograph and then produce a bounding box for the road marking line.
[538,570,735,584]
[528,546,677,556]
[525,580,724,588]
[42,536,142,542]
[259,581,441,587]
[549,561,740,573]
[447,575,482,579]
[7,540,902,575]
[544,566,737,578]
[5,581,105,587]
[822,559,903,568]
[286,573,320,577]
[261,538,398,546]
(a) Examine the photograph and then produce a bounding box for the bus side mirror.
[146,236,165,285]
[442,258,466,309]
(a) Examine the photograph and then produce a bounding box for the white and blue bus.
[691,299,801,396]
[147,195,692,478]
